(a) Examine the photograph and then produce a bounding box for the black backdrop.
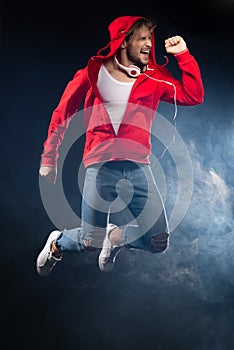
[1,1,234,349]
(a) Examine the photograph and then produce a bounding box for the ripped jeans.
[56,160,169,253]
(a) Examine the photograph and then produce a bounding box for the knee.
[150,232,169,253]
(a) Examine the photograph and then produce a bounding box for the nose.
[145,38,152,48]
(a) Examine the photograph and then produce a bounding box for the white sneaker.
[36,230,62,276]
[98,224,122,272]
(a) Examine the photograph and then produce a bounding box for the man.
[37,16,204,276]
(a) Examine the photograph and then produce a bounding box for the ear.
[120,40,127,49]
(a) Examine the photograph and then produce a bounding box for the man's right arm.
[40,67,89,183]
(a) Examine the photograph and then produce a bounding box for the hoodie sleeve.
[40,67,90,167]
[160,50,204,106]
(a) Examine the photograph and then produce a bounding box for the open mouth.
[140,50,150,59]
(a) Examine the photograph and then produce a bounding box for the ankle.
[51,241,61,258]
[109,228,124,246]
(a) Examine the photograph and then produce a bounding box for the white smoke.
[121,135,234,303]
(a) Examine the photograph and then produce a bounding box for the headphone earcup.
[127,65,141,77]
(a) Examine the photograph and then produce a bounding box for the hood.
[93,16,157,65]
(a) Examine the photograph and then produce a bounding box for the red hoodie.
[41,16,204,168]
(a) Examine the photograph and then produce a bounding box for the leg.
[106,163,169,252]
[36,165,115,275]
[98,162,169,272]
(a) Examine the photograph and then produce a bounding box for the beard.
[126,47,148,71]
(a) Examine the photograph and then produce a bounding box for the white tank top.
[97,64,134,134]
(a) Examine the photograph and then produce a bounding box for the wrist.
[173,48,189,56]
[40,156,57,168]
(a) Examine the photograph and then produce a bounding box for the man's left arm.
[163,35,204,105]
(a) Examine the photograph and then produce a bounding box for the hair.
[125,18,157,42]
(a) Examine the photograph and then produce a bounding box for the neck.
[114,55,141,78]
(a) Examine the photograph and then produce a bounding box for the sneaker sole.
[36,230,61,276]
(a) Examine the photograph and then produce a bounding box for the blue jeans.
[56,161,169,253]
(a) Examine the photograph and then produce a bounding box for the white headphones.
[114,55,141,78]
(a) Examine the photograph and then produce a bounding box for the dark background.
[1,1,234,349]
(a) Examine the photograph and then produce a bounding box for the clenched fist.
[165,35,187,55]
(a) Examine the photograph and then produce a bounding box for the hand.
[165,35,187,55]
[39,165,57,184]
